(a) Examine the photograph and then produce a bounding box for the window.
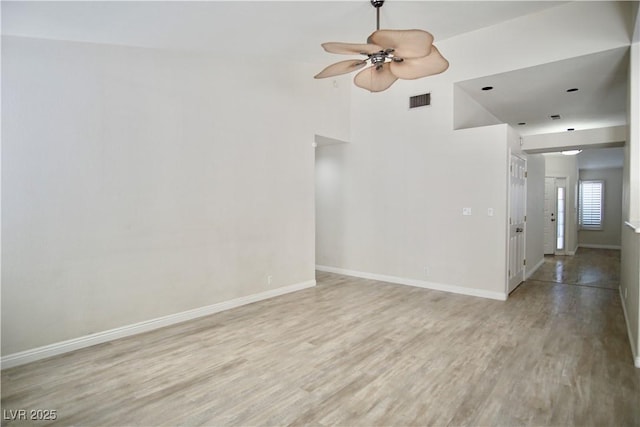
[557,186,565,250]
[579,180,604,229]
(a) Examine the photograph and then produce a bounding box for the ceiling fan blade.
[322,42,383,55]
[390,45,449,80]
[314,59,367,79]
[368,29,434,59]
[353,62,398,92]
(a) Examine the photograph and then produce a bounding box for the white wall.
[620,4,640,367]
[1,36,349,356]
[578,168,623,248]
[525,154,545,276]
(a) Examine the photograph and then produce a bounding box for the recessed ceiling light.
[567,128,575,131]
[566,88,579,92]
[518,122,526,125]
[481,86,493,91]
[561,150,582,156]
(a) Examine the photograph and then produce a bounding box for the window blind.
[579,180,603,229]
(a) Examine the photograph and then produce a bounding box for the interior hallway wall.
[315,143,347,268]
[620,3,640,367]
[578,168,623,248]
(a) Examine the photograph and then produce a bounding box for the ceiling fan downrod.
[371,0,384,31]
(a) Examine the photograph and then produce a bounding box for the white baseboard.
[1,280,316,370]
[577,244,622,250]
[316,265,507,301]
[619,287,640,368]
[525,258,545,280]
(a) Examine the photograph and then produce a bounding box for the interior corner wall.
[525,154,545,276]
[453,85,502,131]
[578,168,623,248]
[620,23,640,365]
[0,36,340,356]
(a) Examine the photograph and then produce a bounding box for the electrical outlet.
[267,275,273,285]
[424,267,430,277]
[462,207,472,216]
[487,208,494,217]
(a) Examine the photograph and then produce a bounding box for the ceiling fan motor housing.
[370,52,386,69]
[371,0,384,8]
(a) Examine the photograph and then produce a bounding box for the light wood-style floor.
[2,250,639,426]
[528,247,621,290]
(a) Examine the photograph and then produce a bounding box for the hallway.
[527,248,620,290]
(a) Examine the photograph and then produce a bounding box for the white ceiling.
[456,47,629,136]
[577,147,625,170]
[2,1,567,63]
[545,147,624,170]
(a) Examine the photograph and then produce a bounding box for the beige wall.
[622,225,640,366]
[578,168,623,248]
[0,36,350,356]
[620,7,640,366]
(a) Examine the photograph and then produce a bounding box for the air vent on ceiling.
[550,114,561,120]
[410,93,431,109]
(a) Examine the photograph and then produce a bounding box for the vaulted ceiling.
[3,1,635,136]
[2,1,566,63]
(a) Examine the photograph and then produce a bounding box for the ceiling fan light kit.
[315,0,449,92]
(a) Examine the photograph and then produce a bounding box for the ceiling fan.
[314,0,449,92]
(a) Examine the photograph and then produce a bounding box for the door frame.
[553,177,568,255]
[544,176,568,255]
[506,152,527,295]
[543,177,557,255]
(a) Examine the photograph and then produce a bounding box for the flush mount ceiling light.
[314,0,449,92]
[561,150,582,155]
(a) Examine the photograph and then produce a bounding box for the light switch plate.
[463,207,472,216]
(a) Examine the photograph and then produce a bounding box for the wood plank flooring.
[528,247,621,290]
[2,251,639,426]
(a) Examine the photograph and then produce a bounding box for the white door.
[543,177,556,255]
[508,155,526,293]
